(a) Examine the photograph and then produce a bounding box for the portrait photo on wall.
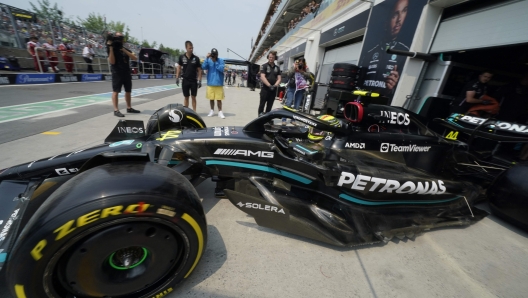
[358,0,428,101]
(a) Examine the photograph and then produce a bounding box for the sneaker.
[207,110,214,117]
[218,111,225,119]
[114,110,125,117]
[127,107,140,113]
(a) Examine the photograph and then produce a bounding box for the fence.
[0,3,177,74]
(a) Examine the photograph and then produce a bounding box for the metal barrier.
[33,47,106,73]
[139,61,162,75]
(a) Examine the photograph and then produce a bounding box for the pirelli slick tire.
[331,63,359,78]
[7,162,207,298]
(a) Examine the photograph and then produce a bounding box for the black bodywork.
[1,101,526,280]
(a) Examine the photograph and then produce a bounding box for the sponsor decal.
[109,140,135,147]
[81,74,102,82]
[338,171,446,195]
[166,74,174,78]
[236,202,286,214]
[139,74,149,79]
[136,143,143,149]
[345,143,365,149]
[213,126,230,136]
[391,54,397,61]
[169,109,183,123]
[155,74,163,79]
[293,115,317,127]
[372,52,379,61]
[459,115,528,134]
[117,127,144,134]
[0,76,10,84]
[16,74,55,84]
[55,168,78,176]
[445,131,458,140]
[379,111,410,125]
[29,203,151,261]
[156,130,181,141]
[369,64,377,69]
[149,75,155,79]
[214,148,274,158]
[293,147,306,155]
[131,75,139,80]
[380,143,430,153]
[59,75,78,82]
[0,208,19,242]
[66,149,85,157]
[363,80,385,88]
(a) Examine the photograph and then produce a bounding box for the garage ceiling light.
[458,50,466,53]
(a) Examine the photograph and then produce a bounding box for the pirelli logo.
[213,148,274,158]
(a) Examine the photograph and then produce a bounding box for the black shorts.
[182,79,198,97]
[112,72,132,93]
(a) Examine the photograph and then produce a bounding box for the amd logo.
[345,143,365,149]
[214,148,274,158]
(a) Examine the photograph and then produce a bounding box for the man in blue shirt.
[202,48,226,118]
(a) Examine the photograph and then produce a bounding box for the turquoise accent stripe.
[339,193,460,206]
[295,144,318,154]
[205,160,312,184]
[0,253,6,262]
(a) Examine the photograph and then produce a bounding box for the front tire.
[7,162,206,298]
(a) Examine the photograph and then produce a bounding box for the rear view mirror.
[344,102,363,123]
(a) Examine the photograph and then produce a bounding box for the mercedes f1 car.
[0,93,526,297]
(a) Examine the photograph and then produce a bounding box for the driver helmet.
[308,115,341,142]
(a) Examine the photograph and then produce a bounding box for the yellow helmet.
[308,115,341,141]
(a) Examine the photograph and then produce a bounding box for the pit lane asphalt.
[0,79,180,144]
[1,86,528,297]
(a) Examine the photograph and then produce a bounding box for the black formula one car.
[0,94,526,297]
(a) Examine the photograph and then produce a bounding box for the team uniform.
[178,53,201,97]
[58,42,75,73]
[258,62,281,115]
[451,79,488,114]
[27,40,44,71]
[42,42,59,73]
[363,40,409,96]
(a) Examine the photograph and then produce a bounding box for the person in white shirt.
[82,44,96,73]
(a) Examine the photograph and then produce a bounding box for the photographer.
[281,58,314,125]
[107,32,140,117]
[258,50,281,116]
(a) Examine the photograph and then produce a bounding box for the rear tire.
[7,162,206,298]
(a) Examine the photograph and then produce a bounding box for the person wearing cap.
[175,41,202,111]
[201,48,226,118]
[58,38,75,73]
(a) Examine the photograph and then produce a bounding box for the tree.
[29,0,64,22]
[77,12,105,33]
[141,40,151,48]
[151,41,158,49]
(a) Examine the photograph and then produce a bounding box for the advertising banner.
[0,74,16,85]
[81,74,103,82]
[358,0,428,100]
[155,74,163,79]
[15,74,55,84]
[131,75,139,80]
[166,74,174,78]
[139,74,149,80]
[57,75,79,83]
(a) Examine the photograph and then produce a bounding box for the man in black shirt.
[176,41,202,111]
[258,50,281,116]
[107,32,140,117]
[451,71,494,114]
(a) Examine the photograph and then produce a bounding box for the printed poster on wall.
[358,0,428,101]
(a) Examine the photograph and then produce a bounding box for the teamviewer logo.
[380,143,389,153]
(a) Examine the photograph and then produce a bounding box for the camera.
[106,33,124,49]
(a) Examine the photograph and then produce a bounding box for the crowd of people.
[287,1,320,32]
